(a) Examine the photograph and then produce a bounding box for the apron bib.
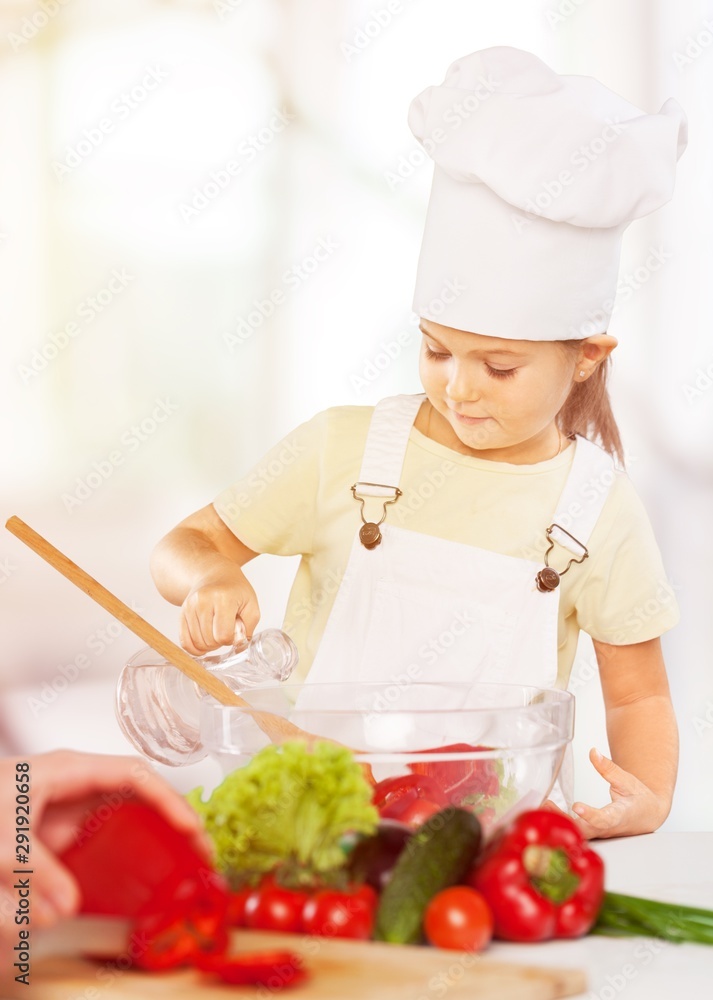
[294,394,614,810]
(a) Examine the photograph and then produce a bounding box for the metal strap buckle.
[350,482,402,549]
[535,523,589,593]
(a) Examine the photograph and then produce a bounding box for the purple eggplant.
[347,820,412,892]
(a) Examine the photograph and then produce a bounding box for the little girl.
[151,47,687,838]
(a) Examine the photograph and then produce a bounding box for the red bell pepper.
[59,798,225,919]
[468,809,605,942]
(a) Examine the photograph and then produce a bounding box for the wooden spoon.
[4,516,312,745]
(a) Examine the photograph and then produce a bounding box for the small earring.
[579,370,586,378]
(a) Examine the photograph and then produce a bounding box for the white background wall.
[1,0,711,828]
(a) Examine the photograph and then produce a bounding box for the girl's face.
[418,318,580,462]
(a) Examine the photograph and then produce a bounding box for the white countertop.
[487,832,713,999]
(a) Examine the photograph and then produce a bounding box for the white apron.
[293,393,615,810]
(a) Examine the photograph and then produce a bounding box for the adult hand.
[0,750,211,940]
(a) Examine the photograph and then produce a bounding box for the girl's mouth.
[450,411,491,425]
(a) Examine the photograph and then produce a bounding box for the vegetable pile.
[187,740,378,889]
[62,741,713,990]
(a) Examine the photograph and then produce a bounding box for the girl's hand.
[179,562,261,655]
[569,748,669,839]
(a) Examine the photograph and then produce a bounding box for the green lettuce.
[187,741,378,889]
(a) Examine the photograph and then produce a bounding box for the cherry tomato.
[398,798,443,829]
[226,888,252,927]
[424,887,494,952]
[352,883,378,908]
[244,885,309,934]
[301,886,376,939]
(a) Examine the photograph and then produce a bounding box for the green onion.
[592,892,713,945]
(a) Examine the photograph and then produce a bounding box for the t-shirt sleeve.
[212,409,328,557]
[573,473,680,645]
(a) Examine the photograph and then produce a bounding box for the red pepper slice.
[373,774,449,818]
[408,743,501,805]
[133,881,230,971]
[199,950,308,987]
[468,809,605,942]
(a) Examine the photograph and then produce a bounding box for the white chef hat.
[408,46,688,341]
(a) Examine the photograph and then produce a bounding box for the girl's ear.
[576,334,618,378]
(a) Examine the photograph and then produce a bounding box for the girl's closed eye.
[485,365,517,380]
[424,345,518,380]
[424,345,450,361]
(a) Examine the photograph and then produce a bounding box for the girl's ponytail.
[556,346,625,466]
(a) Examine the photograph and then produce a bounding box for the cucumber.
[374,807,482,944]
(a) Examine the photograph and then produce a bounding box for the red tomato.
[424,887,494,952]
[301,887,376,940]
[244,885,309,934]
[398,799,443,829]
[352,883,378,908]
[226,888,252,927]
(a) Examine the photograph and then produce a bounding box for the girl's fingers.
[238,597,260,641]
[179,606,204,655]
[539,798,570,818]
[212,602,239,648]
[588,748,639,794]
[571,800,602,824]
[181,602,213,654]
[571,802,617,838]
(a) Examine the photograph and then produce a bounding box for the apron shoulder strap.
[549,435,618,555]
[355,393,426,498]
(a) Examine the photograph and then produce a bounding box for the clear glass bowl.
[198,681,574,837]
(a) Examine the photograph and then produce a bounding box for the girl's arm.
[571,636,678,838]
[151,504,261,655]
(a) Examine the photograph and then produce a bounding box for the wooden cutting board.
[3,919,586,1000]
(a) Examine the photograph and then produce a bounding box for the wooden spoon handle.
[5,516,252,709]
[5,517,329,746]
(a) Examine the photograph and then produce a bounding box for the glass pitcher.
[115,628,298,766]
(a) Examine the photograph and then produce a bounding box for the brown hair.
[556,340,625,466]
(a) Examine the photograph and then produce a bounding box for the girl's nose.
[446,362,480,403]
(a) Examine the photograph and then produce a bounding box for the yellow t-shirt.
[213,404,680,688]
